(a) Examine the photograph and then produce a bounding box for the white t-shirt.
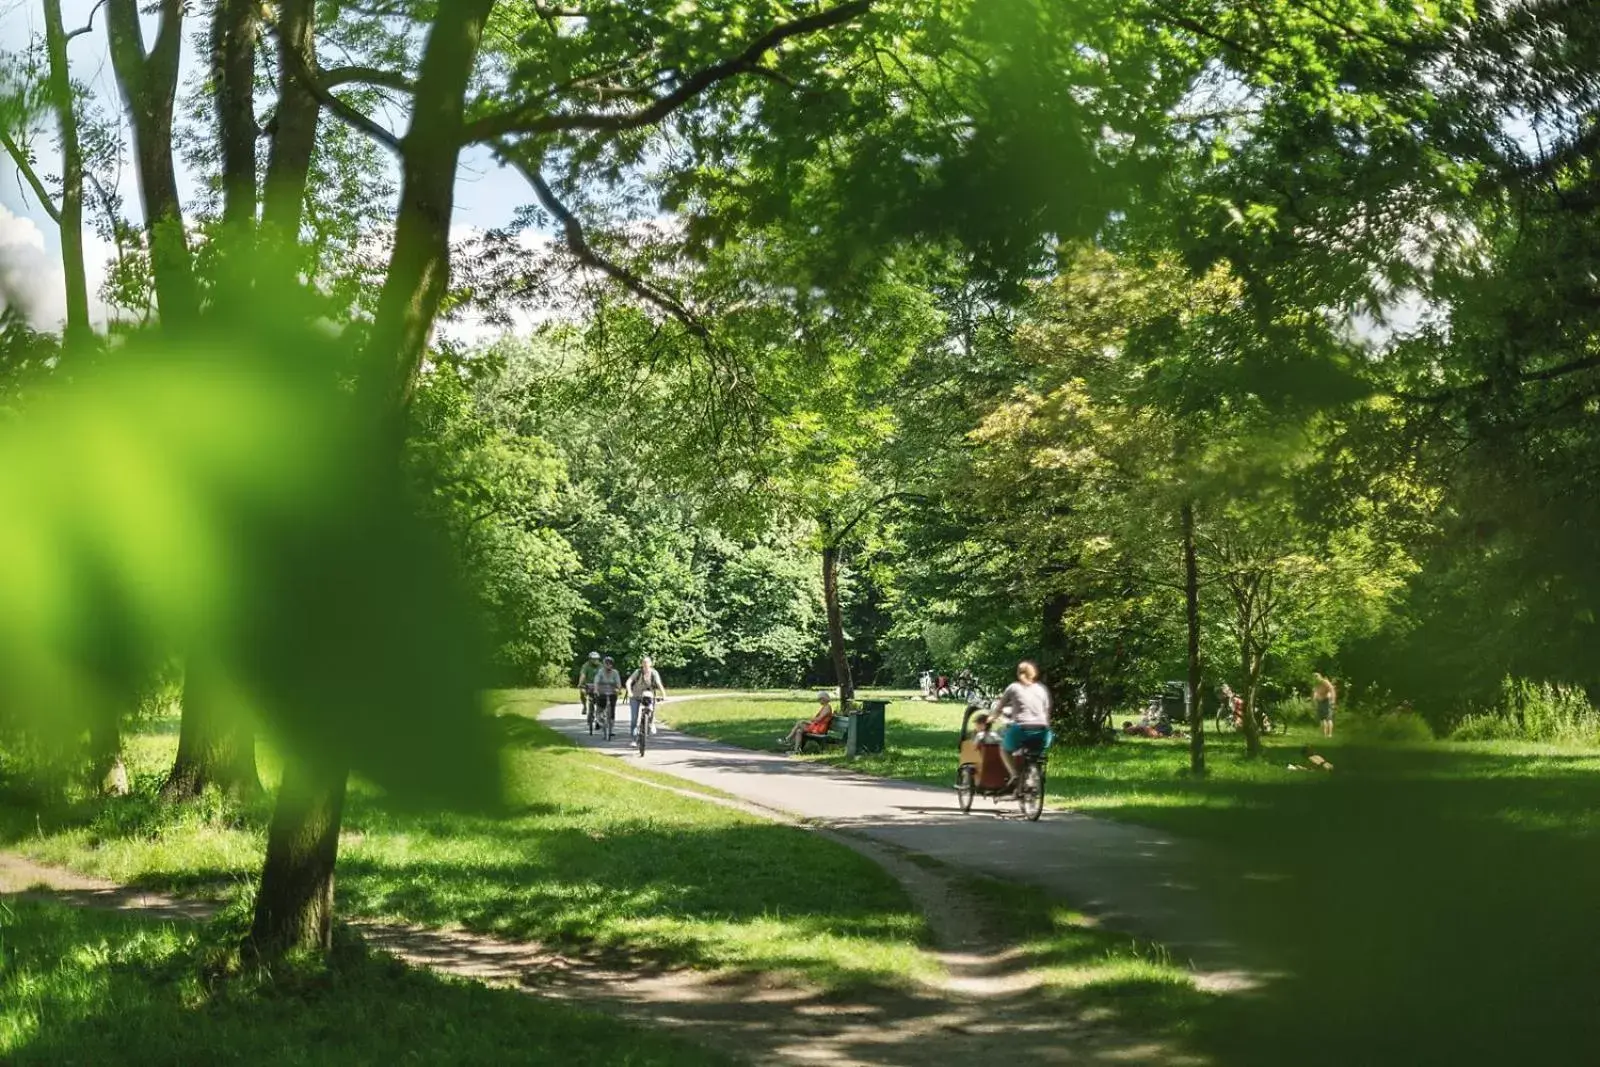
[627,667,665,699]
[997,681,1051,727]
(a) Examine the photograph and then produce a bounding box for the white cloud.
[0,204,115,331]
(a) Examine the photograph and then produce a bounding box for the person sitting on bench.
[783,692,836,752]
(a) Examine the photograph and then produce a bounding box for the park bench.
[793,699,860,754]
[795,719,850,754]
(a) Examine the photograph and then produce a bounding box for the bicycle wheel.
[956,766,975,813]
[602,704,613,742]
[637,712,649,757]
[1019,762,1045,821]
[1214,709,1233,735]
[585,697,595,736]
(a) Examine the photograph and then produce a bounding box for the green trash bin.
[852,699,888,756]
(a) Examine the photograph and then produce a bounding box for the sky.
[0,0,535,332]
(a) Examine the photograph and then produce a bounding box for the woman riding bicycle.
[592,655,622,730]
[996,660,1052,784]
[626,656,667,737]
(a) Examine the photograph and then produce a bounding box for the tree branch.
[285,51,404,155]
[495,140,708,337]
[1400,354,1600,405]
[463,0,872,143]
[320,64,415,92]
[0,132,62,223]
[149,0,185,79]
[64,0,109,43]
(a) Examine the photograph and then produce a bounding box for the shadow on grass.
[1076,758,1600,1065]
[329,810,929,991]
[668,700,1600,1064]
[0,900,733,1067]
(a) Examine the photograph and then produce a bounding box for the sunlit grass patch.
[4,701,935,994]
[0,900,731,1065]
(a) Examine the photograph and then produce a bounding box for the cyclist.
[625,655,667,737]
[592,655,622,733]
[995,660,1052,784]
[576,651,601,716]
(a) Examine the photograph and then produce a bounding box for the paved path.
[542,699,1251,982]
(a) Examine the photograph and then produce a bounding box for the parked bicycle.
[1214,687,1286,736]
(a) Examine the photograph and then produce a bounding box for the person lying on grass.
[1288,746,1335,772]
[782,692,836,752]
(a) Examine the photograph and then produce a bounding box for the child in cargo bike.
[782,692,837,753]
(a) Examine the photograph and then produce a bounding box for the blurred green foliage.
[0,319,495,810]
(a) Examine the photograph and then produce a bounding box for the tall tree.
[41,0,90,354]
[250,0,498,956]
[106,0,197,329]
[212,0,259,283]
[0,2,95,354]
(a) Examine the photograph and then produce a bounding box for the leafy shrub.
[1271,695,1319,727]
[1451,678,1600,746]
[1343,710,1435,744]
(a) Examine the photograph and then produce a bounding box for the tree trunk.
[262,0,321,254]
[1040,589,1080,731]
[1182,501,1206,776]
[249,758,348,955]
[42,0,92,355]
[1240,641,1263,758]
[162,662,260,800]
[248,0,496,958]
[822,537,855,702]
[106,0,198,331]
[211,0,258,287]
[362,0,498,411]
[87,710,129,797]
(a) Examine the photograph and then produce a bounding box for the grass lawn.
[2,694,934,994]
[0,900,732,1066]
[665,693,1600,1066]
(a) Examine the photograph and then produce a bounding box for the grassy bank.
[2,693,933,993]
[0,900,731,1066]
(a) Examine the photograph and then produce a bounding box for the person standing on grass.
[996,660,1052,783]
[626,656,667,737]
[1314,673,1337,738]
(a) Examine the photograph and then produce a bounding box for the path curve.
[3,848,1190,1066]
[541,696,1252,984]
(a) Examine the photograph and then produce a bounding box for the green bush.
[1452,677,1600,746]
[1343,710,1435,744]
[1270,695,1319,727]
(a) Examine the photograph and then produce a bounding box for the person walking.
[1314,673,1337,738]
[626,656,667,737]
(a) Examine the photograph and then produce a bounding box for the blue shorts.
[1002,724,1052,754]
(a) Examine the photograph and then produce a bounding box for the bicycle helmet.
[588,651,600,661]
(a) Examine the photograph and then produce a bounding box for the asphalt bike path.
[540,696,1253,985]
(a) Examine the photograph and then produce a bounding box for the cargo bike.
[954,699,1049,821]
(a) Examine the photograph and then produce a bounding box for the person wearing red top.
[783,692,836,752]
